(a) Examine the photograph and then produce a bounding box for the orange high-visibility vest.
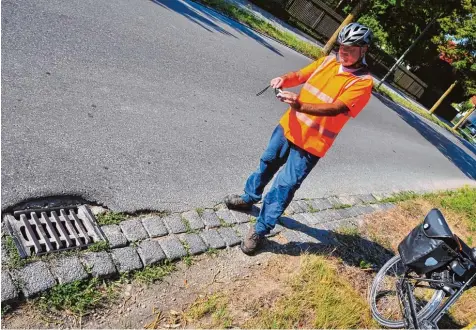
[279,55,373,157]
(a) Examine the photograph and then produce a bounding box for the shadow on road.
[372,91,476,180]
[151,0,283,56]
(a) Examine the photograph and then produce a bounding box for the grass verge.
[246,254,377,328]
[193,0,323,59]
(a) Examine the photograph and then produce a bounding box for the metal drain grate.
[4,205,106,258]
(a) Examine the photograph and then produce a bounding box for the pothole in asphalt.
[2,196,107,258]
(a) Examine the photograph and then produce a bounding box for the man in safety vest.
[225,23,374,254]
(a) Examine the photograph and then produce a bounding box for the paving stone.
[318,209,339,223]
[296,200,311,213]
[230,210,251,224]
[201,209,221,228]
[50,256,88,284]
[380,202,396,210]
[332,209,346,220]
[179,233,208,255]
[101,225,127,248]
[200,229,226,249]
[361,205,377,215]
[142,216,168,238]
[268,224,285,236]
[158,236,187,260]
[81,251,117,278]
[357,194,378,204]
[310,198,333,211]
[371,193,393,202]
[14,261,56,297]
[337,195,361,206]
[215,209,237,225]
[288,201,306,214]
[299,213,316,225]
[279,216,307,230]
[119,219,149,242]
[217,227,241,247]
[327,196,343,208]
[336,207,358,219]
[1,271,18,303]
[281,230,305,244]
[300,212,323,225]
[1,238,10,266]
[137,240,166,266]
[234,223,251,237]
[163,214,187,234]
[324,218,359,231]
[182,210,205,230]
[111,247,143,273]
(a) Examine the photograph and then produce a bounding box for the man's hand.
[270,77,284,89]
[276,90,301,110]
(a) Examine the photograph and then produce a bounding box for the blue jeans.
[241,125,320,236]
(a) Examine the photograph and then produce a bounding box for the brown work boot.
[241,226,264,255]
[224,194,253,210]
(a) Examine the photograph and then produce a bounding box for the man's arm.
[271,57,328,89]
[277,91,349,117]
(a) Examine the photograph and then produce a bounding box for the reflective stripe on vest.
[295,112,338,139]
[303,83,334,103]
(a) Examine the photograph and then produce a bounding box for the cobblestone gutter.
[1,193,394,304]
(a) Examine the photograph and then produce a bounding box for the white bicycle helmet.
[337,23,373,46]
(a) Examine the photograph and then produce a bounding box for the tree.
[433,0,476,95]
[357,0,466,64]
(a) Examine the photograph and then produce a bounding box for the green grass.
[185,294,232,328]
[194,0,323,59]
[132,263,176,285]
[3,236,27,269]
[196,208,204,217]
[96,212,127,225]
[380,191,420,203]
[205,248,219,257]
[86,241,110,252]
[218,218,233,228]
[380,187,475,231]
[333,203,352,209]
[36,278,114,317]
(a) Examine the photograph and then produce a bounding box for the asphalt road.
[2,0,475,212]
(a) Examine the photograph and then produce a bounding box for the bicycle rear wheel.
[369,255,445,328]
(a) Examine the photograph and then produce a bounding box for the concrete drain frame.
[4,205,106,258]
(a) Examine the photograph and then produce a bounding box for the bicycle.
[369,208,476,329]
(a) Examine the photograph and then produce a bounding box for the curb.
[1,192,395,305]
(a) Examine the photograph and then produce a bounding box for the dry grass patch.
[245,255,378,329]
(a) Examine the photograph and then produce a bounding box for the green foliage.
[86,241,110,252]
[96,212,127,225]
[4,236,27,269]
[36,278,113,316]
[434,0,476,95]
[132,263,176,284]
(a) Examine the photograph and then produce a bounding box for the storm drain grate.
[4,205,106,258]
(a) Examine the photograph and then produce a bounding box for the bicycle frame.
[400,269,476,329]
